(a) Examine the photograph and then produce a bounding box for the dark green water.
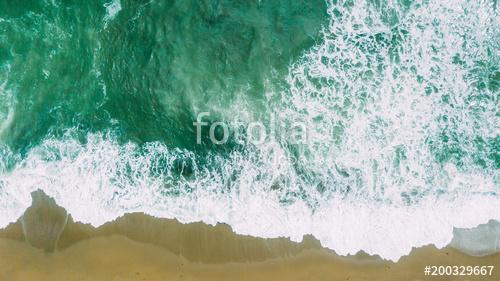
[0,0,327,154]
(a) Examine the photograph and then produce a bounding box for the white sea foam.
[0,130,498,261]
[0,65,15,138]
[0,0,499,261]
[104,0,122,27]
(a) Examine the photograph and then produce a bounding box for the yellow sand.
[1,212,498,281]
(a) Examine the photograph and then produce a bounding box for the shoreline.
[0,191,498,280]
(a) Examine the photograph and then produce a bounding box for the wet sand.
[0,192,498,281]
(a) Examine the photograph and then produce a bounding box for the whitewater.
[0,0,498,261]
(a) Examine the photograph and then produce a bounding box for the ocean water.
[0,0,498,261]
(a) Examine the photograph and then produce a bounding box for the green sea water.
[0,0,327,154]
[0,0,498,261]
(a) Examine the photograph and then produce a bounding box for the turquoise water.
[0,0,327,153]
[0,0,499,260]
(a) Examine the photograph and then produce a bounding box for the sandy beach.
[0,193,498,281]
[1,235,498,281]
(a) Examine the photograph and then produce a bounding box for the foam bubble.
[0,65,15,138]
[104,0,122,26]
[0,130,498,261]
